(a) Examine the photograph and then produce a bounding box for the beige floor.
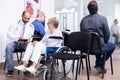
[0,46,120,80]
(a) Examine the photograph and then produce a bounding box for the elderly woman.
[14,17,63,74]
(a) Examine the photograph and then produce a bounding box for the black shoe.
[95,66,106,73]
[6,70,14,77]
[23,71,30,75]
[94,64,106,73]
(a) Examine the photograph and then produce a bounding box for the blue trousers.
[5,41,27,71]
[95,42,115,66]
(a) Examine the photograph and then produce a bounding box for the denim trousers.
[5,41,27,71]
[95,42,115,66]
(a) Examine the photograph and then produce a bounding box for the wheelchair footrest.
[34,65,47,76]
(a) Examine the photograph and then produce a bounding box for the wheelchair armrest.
[18,39,28,42]
[49,36,63,40]
[56,46,69,54]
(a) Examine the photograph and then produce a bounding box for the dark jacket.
[80,13,110,46]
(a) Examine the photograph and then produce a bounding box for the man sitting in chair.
[14,17,63,74]
[5,10,34,76]
[32,11,46,42]
[80,1,115,73]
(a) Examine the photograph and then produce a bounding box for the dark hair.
[114,19,118,22]
[87,1,98,14]
[22,10,30,17]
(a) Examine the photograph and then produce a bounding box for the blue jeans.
[5,41,27,71]
[95,42,115,66]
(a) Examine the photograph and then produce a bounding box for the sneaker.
[6,70,14,77]
[14,65,26,72]
[25,66,36,74]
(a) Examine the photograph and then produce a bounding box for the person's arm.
[102,17,110,43]
[80,19,84,32]
[37,23,46,36]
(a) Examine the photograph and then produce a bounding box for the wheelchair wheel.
[43,70,48,80]
[55,59,72,75]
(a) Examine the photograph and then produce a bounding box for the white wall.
[115,3,120,26]
[41,0,55,31]
[0,0,55,62]
[0,0,24,62]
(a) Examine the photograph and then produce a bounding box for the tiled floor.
[0,46,120,80]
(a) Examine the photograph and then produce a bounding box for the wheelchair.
[20,30,71,80]
[27,31,72,80]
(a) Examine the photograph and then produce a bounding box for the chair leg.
[101,53,107,79]
[72,60,75,73]
[16,52,20,63]
[85,57,90,80]
[50,59,54,80]
[20,52,23,62]
[56,59,59,66]
[80,52,84,69]
[75,59,79,80]
[81,59,84,69]
[16,52,22,74]
[110,55,113,74]
[87,54,91,71]
[3,59,6,71]
[78,59,83,74]
[62,60,66,77]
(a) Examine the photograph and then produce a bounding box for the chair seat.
[53,53,86,60]
[14,48,25,53]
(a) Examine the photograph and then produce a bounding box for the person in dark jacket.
[80,1,115,73]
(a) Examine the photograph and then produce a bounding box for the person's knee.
[110,42,115,51]
[5,44,14,54]
[107,42,115,54]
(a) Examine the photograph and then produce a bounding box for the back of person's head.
[114,19,118,22]
[21,10,31,23]
[36,11,46,22]
[36,11,45,17]
[48,17,59,28]
[114,19,118,24]
[87,0,98,14]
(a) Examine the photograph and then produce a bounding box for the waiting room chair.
[86,32,114,79]
[50,32,91,80]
